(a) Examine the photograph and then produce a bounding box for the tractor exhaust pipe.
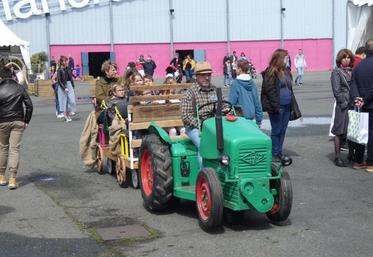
[215,88,224,153]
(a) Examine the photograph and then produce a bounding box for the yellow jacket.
[182,58,195,71]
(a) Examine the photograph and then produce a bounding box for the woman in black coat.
[331,49,354,167]
[261,49,293,163]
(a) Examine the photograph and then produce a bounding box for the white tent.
[347,0,373,52]
[0,20,31,70]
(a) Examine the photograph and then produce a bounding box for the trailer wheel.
[116,156,129,187]
[131,170,139,189]
[196,168,223,231]
[139,134,173,211]
[266,170,293,223]
[109,160,116,176]
[102,156,111,174]
[96,145,104,174]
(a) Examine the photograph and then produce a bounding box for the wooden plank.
[124,158,138,169]
[129,94,183,103]
[130,104,181,122]
[130,135,188,149]
[128,103,180,113]
[129,119,184,130]
[131,139,142,148]
[129,83,192,92]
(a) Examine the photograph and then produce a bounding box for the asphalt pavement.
[0,72,372,257]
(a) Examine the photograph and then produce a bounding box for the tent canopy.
[0,20,31,70]
[348,0,373,52]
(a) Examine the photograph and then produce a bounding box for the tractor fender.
[239,178,274,213]
[148,122,172,145]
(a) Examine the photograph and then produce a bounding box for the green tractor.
[139,88,292,230]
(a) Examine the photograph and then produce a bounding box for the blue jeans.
[53,83,61,114]
[295,66,304,84]
[186,127,202,168]
[269,106,291,156]
[224,74,232,87]
[58,81,76,114]
[185,69,192,82]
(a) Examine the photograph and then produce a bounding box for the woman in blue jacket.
[228,59,263,126]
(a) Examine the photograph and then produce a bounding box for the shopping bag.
[347,110,369,145]
[289,93,302,121]
[329,101,336,136]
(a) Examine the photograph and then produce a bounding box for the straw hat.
[194,61,213,75]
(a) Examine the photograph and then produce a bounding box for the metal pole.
[45,13,51,79]
[226,0,231,54]
[280,0,285,48]
[169,0,174,58]
[332,0,336,68]
[109,0,114,52]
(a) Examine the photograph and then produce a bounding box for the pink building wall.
[50,38,332,78]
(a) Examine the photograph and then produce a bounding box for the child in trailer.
[143,75,164,104]
[107,83,128,122]
[126,72,144,99]
[163,76,186,136]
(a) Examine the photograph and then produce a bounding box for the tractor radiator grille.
[237,147,267,174]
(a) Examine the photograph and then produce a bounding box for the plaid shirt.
[181,83,217,129]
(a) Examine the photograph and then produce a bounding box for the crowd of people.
[330,39,373,173]
[223,51,257,87]
[2,40,373,190]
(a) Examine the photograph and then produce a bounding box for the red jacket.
[353,55,363,68]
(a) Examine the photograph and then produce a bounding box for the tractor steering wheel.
[198,100,233,123]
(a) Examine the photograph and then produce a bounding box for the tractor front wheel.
[266,170,293,223]
[139,134,173,211]
[196,168,223,231]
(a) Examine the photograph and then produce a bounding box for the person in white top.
[294,48,307,86]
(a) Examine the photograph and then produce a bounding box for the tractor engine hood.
[200,117,271,160]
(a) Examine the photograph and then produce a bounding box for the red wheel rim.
[141,149,153,196]
[269,202,280,215]
[196,176,211,221]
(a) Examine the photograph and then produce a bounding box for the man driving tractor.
[181,61,217,167]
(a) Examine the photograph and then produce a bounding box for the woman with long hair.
[57,56,76,123]
[261,49,293,163]
[331,49,354,167]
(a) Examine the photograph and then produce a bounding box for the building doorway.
[176,49,194,63]
[88,52,110,78]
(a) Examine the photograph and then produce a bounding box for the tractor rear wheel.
[139,134,173,211]
[196,168,223,231]
[266,170,293,223]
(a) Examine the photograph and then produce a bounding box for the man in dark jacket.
[0,66,33,189]
[143,55,157,77]
[350,39,373,173]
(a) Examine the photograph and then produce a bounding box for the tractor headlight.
[220,155,230,166]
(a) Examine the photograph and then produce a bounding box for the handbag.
[347,109,368,145]
[289,93,302,121]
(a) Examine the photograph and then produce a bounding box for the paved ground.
[0,72,372,257]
